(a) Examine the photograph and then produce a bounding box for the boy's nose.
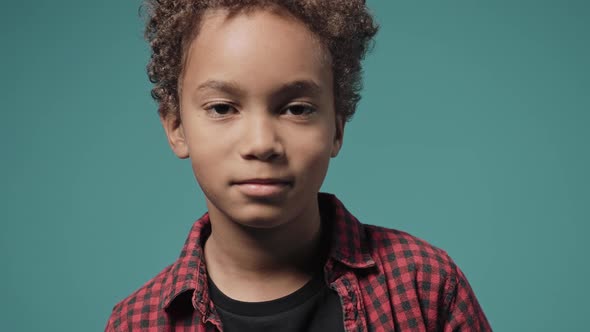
[239,114,284,162]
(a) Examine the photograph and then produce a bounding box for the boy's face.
[162,8,343,228]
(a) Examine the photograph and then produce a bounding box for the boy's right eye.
[204,103,237,118]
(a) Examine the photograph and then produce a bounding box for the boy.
[106,0,491,331]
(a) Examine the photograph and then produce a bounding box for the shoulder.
[363,224,459,281]
[362,225,458,319]
[361,224,492,330]
[105,264,174,331]
[364,224,454,265]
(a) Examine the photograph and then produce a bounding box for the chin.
[229,204,294,229]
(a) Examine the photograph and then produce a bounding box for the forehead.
[181,8,333,95]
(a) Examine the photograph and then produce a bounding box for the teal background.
[1,0,588,330]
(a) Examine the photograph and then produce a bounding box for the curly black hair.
[143,0,378,126]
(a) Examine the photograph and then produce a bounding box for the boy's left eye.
[283,105,316,116]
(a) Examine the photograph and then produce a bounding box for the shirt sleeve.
[104,317,113,332]
[104,306,122,332]
[442,263,492,332]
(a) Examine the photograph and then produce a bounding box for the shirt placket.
[190,261,224,332]
[330,272,368,332]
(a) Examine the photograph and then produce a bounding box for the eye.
[204,103,237,118]
[283,104,316,117]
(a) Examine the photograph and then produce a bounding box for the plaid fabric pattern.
[106,193,491,331]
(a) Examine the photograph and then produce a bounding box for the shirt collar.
[319,193,376,269]
[159,213,211,315]
[159,192,375,314]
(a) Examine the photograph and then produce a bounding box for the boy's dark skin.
[160,8,343,302]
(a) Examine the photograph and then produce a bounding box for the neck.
[203,198,325,301]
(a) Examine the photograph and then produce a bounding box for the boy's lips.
[232,178,293,197]
[233,178,293,185]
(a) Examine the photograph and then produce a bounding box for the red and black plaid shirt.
[106,193,491,331]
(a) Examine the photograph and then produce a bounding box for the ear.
[331,115,345,158]
[160,114,189,159]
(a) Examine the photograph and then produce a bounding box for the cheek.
[190,145,225,173]
[288,126,335,173]
[189,144,230,204]
[185,130,232,186]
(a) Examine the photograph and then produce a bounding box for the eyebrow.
[195,79,323,98]
[196,79,245,96]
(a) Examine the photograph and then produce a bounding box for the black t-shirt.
[208,274,344,332]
